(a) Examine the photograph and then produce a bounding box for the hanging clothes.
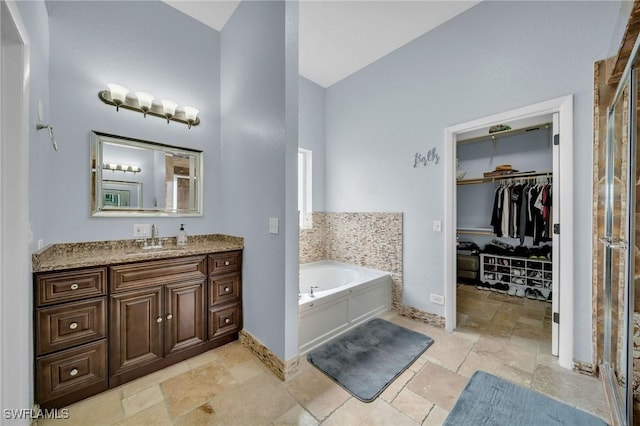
[489,179,553,245]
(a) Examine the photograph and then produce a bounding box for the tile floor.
[39,284,611,425]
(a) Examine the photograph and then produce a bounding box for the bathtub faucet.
[309,285,319,297]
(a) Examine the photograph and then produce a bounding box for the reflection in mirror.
[91,131,203,216]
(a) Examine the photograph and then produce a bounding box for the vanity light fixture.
[183,106,199,129]
[161,100,177,124]
[103,163,141,174]
[107,84,129,111]
[98,84,200,128]
[135,92,154,117]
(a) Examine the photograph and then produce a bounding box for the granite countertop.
[32,234,244,273]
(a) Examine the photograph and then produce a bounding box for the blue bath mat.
[307,318,433,402]
[444,371,608,425]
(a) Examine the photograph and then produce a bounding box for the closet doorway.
[444,96,574,369]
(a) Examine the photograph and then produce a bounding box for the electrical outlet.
[433,220,442,232]
[430,294,444,305]
[269,218,279,235]
[133,224,151,238]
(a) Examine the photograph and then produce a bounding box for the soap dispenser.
[177,224,188,246]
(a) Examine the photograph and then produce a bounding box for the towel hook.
[36,123,59,151]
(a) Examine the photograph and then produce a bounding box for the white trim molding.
[1,0,32,419]
[444,95,574,369]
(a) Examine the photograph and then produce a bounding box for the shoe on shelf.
[525,288,537,300]
[507,285,517,296]
[535,289,546,301]
[546,291,552,302]
[495,283,508,294]
[484,273,494,280]
[516,287,525,297]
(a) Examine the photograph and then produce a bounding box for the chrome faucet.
[143,224,163,249]
[309,285,319,297]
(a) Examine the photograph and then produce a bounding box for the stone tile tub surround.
[32,234,244,272]
[299,212,445,327]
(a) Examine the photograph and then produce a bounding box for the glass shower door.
[601,66,635,425]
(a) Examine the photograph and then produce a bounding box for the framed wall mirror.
[91,131,203,217]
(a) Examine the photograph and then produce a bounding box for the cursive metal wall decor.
[413,147,440,168]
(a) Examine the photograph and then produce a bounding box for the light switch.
[433,220,442,232]
[269,218,279,235]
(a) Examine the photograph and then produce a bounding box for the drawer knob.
[69,322,78,330]
[166,314,173,320]
[224,261,230,266]
[224,287,230,292]
[70,283,79,290]
[69,368,78,377]
[224,318,231,324]
[156,317,163,323]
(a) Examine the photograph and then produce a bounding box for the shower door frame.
[600,32,640,426]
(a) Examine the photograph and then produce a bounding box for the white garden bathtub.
[298,261,392,355]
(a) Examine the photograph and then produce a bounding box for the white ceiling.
[164,1,479,88]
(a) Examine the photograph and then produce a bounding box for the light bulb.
[107,84,129,111]
[183,106,199,129]
[161,100,177,124]
[135,92,154,117]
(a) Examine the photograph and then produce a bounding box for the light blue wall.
[44,1,221,244]
[324,1,622,362]
[221,0,298,360]
[299,76,326,211]
[16,0,50,254]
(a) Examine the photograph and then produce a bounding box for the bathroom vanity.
[32,235,243,409]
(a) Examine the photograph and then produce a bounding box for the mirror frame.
[90,130,204,217]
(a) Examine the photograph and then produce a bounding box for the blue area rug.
[444,371,608,426]
[307,318,434,402]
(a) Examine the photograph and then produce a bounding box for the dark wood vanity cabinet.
[207,251,243,345]
[34,249,243,408]
[109,256,207,386]
[34,268,109,409]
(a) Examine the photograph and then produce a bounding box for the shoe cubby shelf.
[480,253,552,302]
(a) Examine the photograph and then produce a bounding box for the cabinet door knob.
[70,283,79,290]
[156,317,163,323]
[224,287,230,292]
[69,368,78,377]
[166,314,173,320]
[224,318,231,324]
[224,261,230,266]
[69,322,78,330]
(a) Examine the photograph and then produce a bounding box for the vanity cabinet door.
[110,287,163,381]
[165,279,205,356]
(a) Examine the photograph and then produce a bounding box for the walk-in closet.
[455,118,557,351]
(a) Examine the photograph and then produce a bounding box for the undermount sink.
[124,246,187,257]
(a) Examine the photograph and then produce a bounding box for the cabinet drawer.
[36,268,106,307]
[209,251,242,275]
[110,256,206,292]
[208,304,241,340]
[208,273,241,306]
[36,340,107,406]
[37,298,107,355]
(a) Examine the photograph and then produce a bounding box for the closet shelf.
[457,123,551,145]
[456,171,552,186]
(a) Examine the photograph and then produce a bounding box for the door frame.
[443,95,574,369]
[1,0,32,414]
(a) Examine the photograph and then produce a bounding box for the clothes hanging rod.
[457,171,552,186]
